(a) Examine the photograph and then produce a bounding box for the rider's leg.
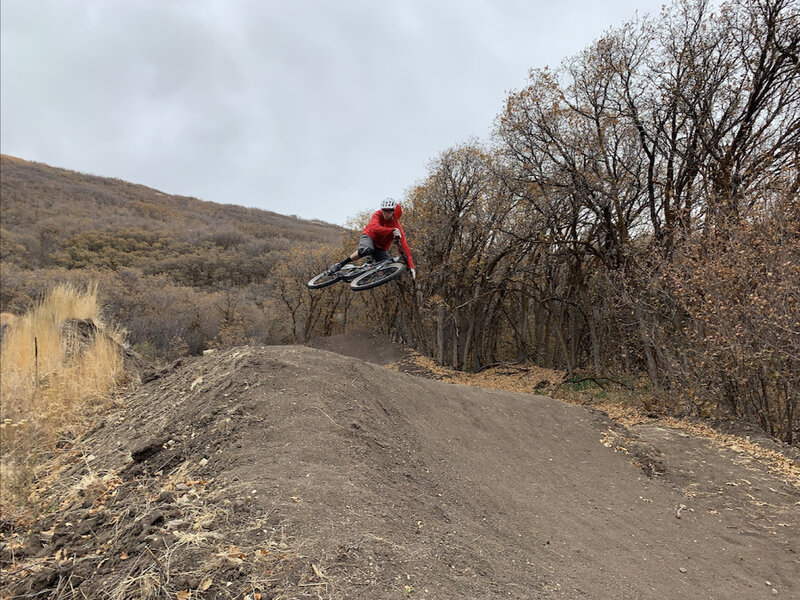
[328,247,361,274]
[358,237,393,264]
[329,235,380,273]
[372,248,391,262]
[357,234,377,263]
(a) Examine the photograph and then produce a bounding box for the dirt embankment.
[2,340,798,599]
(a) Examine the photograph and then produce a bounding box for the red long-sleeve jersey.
[362,205,415,269]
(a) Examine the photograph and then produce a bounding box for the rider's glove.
[410,268,416,281]
[393,228,401,239]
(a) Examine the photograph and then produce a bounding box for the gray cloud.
[2,0,666,225]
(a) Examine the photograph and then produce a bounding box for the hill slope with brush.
[0,154,342,260]
[0,155,351,355]
[3,342,798,599]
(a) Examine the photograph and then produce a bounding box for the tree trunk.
[436,303,446,365]
[634,304,660,390]
[588,304,602,373]
[554,307,575,377]
[461,283,481,371]
[451,316,459,369]
[517,294,531,363]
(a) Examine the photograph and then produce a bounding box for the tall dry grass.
[0,283,126,511]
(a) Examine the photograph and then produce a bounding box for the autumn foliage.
[380,0,799,442]
[0,0,796,443]
[0,155,355,355]
[662,205,799,440]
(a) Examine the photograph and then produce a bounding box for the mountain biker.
[328,199,416,280]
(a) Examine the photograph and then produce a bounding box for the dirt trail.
[2,339,798,599]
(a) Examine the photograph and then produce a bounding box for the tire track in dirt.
[3,344,797,599]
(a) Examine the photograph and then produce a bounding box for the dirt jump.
[2,333,798,599]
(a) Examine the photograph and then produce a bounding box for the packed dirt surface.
[308,330,409,367]
[2,337,798,599]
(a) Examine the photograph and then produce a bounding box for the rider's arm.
[396,224,415,269]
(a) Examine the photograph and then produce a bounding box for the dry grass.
[0,451,313,600]
[395,349,566,392]
[0,282,126,512]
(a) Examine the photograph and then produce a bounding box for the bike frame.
[345,238,406,279]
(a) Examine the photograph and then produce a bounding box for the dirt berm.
[4,343,798,599]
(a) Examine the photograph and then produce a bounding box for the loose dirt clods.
[2,339,798,599]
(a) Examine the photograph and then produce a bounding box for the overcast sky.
[1,0,667,226]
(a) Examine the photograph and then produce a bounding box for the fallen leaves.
[225,545,248,562]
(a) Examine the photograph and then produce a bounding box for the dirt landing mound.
[3,345,798,599]
[307,330,409,366]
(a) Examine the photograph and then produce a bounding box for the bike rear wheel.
[349,262,406,291]
[307,270,341,289]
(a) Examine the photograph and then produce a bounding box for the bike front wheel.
[307,270,341,289]
[349,262,406,291]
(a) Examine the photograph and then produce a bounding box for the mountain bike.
[307,240,408,291]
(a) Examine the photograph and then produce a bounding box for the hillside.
[0,155,343,260]
[3,340,797,599]
[0,155,356,356]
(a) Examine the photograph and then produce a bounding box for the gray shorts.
[357,234,391,262]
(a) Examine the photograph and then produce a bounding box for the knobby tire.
[307,271,342,289]
[349,262,406,291]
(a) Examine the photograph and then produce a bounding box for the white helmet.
[380,198,397,211]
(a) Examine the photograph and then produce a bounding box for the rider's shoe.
[327,262,342,274]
